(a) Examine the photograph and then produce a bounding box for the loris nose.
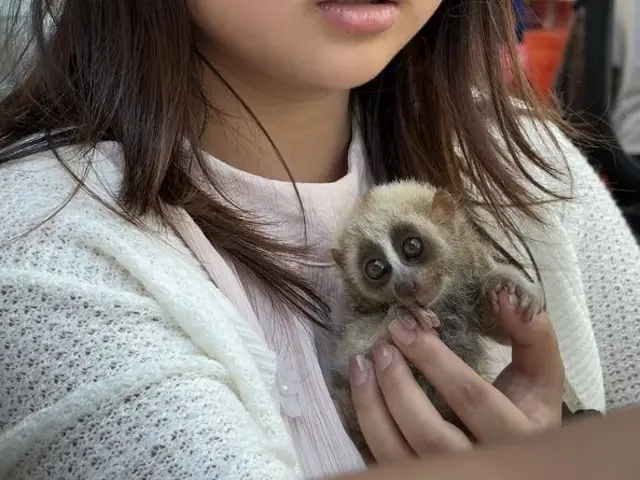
[393,279,418,302]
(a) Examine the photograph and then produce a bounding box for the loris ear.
[331,248,344,268]
[431,189,457,218]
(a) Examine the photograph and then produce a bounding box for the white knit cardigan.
[1,119,639,479]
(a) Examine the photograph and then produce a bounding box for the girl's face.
[188,0,443,94]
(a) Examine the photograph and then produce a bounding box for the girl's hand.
[348,289,565,464]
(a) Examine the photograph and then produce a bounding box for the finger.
[389,316,532,443]
[495,289,564,387]
[349,354,414,463]
[371,340,473,455]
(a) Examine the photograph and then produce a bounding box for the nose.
[393,279,418,302]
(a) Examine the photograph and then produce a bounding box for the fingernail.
[372,341,393,370]
[389,316,417,345]
[350,355,369,387]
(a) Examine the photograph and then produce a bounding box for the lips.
[318,0,399,4]
[316,0,400,34]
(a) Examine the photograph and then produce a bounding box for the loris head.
[332,181,469,307]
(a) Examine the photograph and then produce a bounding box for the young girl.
[0,0,638,479]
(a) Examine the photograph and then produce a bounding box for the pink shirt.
[176,132,371,478]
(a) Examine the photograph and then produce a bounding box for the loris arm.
[476,262,544,344]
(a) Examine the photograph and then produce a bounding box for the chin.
[293,63,386,92]
[309,72,381,91]
[310,59,392,90]
[295,38,408,90]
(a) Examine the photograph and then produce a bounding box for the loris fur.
[330,180,544,460]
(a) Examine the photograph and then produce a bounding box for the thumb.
[496,289,564,385]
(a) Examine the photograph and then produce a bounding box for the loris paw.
[386,304,441,329]
[483,265,544,322]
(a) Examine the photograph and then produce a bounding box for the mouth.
[316,0,400,34]
[318,0,400,4]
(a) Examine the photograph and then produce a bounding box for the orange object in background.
[523,27,568,101]
[520,0,572,101]
[528,0,573,28]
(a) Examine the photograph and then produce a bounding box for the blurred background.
[511,0,640,236]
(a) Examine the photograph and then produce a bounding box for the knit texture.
[0,146,299,479]
[0,121,639,478]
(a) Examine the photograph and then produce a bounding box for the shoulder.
[510,111,584,193]
[0,144,297,477]
[0,142,162,294]
[515,114,629,229]
[479,107,611,244]
[504,111,638,267]
[0,141,126,242]
[511,113,640,411]
[0,142,202,410]
[500,111,613,218]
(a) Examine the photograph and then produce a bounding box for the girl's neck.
[199,63,352,184]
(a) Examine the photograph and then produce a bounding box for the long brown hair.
[0,0,569,328]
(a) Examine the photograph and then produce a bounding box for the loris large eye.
[402,237,424,259]
[364,259,390,280]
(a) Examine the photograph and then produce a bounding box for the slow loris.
[330,180,544,457]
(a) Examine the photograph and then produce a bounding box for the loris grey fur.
[330,180,544,458]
